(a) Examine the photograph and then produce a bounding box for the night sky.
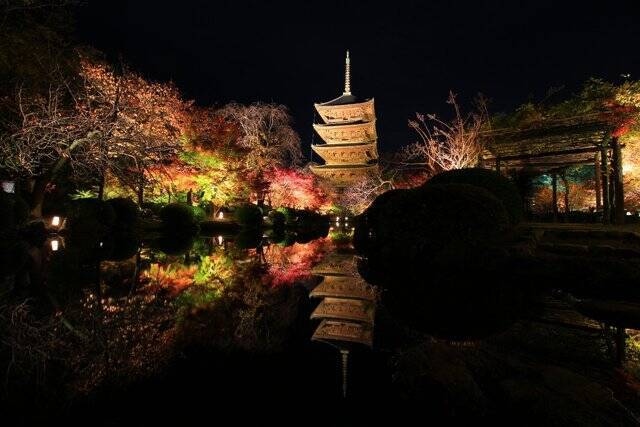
[77,0,640,156]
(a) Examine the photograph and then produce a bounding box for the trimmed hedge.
[235,204,263,229]
[269,210,286,233]
[107,197,139,226]
[425,168,523,224]
[358,184,510,278]
[67,198,116,235]
[159,203,199,233]
[357,183,516,334]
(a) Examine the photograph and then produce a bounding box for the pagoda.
[310,51,379,186]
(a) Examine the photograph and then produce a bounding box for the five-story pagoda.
[310,51,379,186]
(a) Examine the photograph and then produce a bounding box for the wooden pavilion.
[479,112,629,224]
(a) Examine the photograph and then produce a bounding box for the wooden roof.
[480,113,620,171]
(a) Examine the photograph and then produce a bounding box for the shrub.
[359,184,510,279]
[0,192,30,235]
[269,210,286,233]
[276,207,294,224]
[66,198,116,235]
[358,184,514,334]
[107,197,139,227]
[235,229,263,249]
[159,203,199,233]
[426,168,523,224]
[192,205,207,222]
[235,204,263,229]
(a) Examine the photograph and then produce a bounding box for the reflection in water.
[4,233,336,398]
[309,252,376,397]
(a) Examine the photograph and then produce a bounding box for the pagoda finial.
[344,50,351,95]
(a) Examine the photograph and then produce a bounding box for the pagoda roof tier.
[312,141,378,165]
[309,163,379,186]
[313,120,377,144]
[314,98,375,124]
[311,319,373,347]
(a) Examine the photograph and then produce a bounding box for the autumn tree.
[149,107,250,217]
[400,91,487,178]
[265,167,328,211]
[218,102,302,205]
[0,83,107,216]
[78,58,190,204]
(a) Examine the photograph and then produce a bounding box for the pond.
[3,226,640,425]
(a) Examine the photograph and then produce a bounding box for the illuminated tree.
[0,83,106,216]
[265,167,328,211]
[0,57,190,215]
[153,108,250,216]
[219,102,302,204]
[77,58,190,203]
[401,92,487,178]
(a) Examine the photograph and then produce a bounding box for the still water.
[5,229,640,425]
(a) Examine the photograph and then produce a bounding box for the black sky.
[77,0,640,156]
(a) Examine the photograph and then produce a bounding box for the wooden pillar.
[600,146,611,224]
[552,173,559,222]
[611,137,625,224]
[594,152,602,211]
[561,171,570,216]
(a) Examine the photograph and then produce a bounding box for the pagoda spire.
[344,50,351,95]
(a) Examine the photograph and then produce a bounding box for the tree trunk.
[561,173,570,216]
[29,177,49,218]
[97,172,105,201]
[137,173,144,206]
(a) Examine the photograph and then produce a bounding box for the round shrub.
[100,232,139,261]
[192,205,207,222]
[269,210,286,233]
[107,197,139,226]
[276,207,294,224]
[360,184,510,277]
[425,168,523,224]
[353,189,410,250]
[159,203,199,233]
[67,198,116,235]
[235,204,263,229]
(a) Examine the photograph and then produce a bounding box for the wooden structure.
[310,51,379,186]
[480,113,628,224]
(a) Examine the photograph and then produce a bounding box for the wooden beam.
[502,159,595,169]
[484,146,601,162]
[561,172,570,216]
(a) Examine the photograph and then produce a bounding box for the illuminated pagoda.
[310,51,379,186]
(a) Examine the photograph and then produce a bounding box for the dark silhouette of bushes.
[426,168,523,224]
[66,199,116,236]
[0,192,29,236]
[159,203,199,233]
[235,204,263,229]
[107,197,139,227]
